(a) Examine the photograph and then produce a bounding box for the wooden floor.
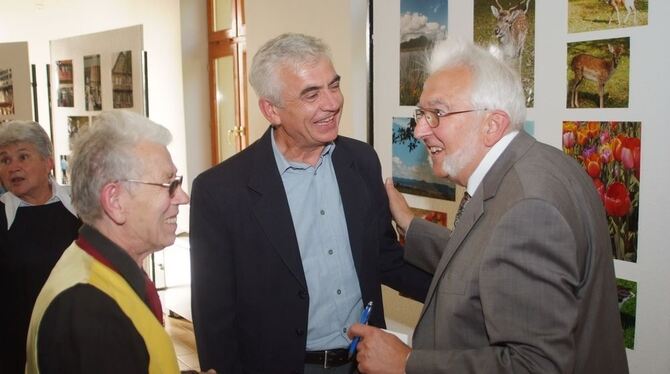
[165,315,200,372]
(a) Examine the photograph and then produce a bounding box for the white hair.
[249,33,332,105]
[428,36,526,130]
[70,110,172,224]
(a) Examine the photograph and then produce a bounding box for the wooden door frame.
[207,0,247,164]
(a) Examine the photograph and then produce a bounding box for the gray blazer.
[404,131,628,373]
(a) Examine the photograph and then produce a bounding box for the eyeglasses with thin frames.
[413,107,488,128]
[121,175,183,197]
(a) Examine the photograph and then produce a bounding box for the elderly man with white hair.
[349,37,628,374]
[25,110,190,373]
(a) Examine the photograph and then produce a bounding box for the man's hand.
[385,178,413,236]
[348,323,410,374]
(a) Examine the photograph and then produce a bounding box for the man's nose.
[413,117,432,139]
[173,185,190,205]
[321,89,342,110]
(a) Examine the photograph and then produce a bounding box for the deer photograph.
[490,0,530,69]
[568,0,647,33]
[606,0,638,26]
[567,37,629,108]
[473,0,535,107]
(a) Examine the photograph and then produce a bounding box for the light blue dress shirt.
[271,129,363,350]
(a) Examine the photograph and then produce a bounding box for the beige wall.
[245,0,369,143]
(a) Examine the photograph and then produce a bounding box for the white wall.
[0,0,193,188]
[179,0,211,190]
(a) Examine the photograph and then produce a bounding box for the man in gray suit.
[348,37,628,373]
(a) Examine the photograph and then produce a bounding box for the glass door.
[208,0,247,164]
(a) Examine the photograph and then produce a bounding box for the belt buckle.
[323,350,329,369]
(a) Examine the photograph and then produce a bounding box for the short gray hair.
[428,36,526,131]
[70,110,172,224]
[0,120,53,159]
[249,33,332,105]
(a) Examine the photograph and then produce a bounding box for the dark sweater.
[0,201,80,374]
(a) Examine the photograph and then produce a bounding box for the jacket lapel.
[417,131,536,321]
[246,128,307,289]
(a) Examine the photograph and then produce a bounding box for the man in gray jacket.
[349,37,628,374]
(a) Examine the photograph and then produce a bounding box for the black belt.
[304,348,352,368]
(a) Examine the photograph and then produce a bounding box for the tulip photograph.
[562,121,640,262]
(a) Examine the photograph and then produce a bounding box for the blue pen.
[348,301,373,359]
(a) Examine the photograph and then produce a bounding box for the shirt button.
[298,290,308,299]
[320,210,325,215]
[337,289,342,295]
[343,327,347,333]
[328,249,334,255]
[296,328,305,336]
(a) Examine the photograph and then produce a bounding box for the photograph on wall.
[474,0,535,107]
[59,154,70,185]
[568,0,648,34]
[112,50,133,109]
[392,117,455,201]
[0,42,30,121]
[617,278,637,349]
[398,207,448,244]
[0,68,14,115]
[567,37,629,109]
[84,54,102,111]
[57,59,74,107]
[67,116,90,147]
[562,121,640,262]
[399,0,448,106]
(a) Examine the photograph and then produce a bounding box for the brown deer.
[490,0,531,69]
[570,43,625,108]
[605,0,637,26]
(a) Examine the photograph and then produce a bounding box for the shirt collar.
[466,131,519,196]
[270,126,335,174]
[0,176,77,229]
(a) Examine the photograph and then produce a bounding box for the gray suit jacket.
[404,131,628,373]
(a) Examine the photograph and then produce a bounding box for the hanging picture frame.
[49,25,144,184]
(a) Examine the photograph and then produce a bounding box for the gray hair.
[249,33,332,105]
[70,110,172,224]
[428,36,526,131]
[0,120,53,159]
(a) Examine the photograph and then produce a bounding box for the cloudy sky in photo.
[392,117,451,186]
[400,0,448,43]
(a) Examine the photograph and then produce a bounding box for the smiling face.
[414,66,488,187]
[120,141,189,258]
[0,142,54,204]
[266,57,343,163]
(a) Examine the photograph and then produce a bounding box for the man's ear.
[258,98,282,125]
[46,157,55,174]
[483,110,510,147]
[100,182,126,225]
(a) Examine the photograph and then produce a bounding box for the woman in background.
[0,120,80,373]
